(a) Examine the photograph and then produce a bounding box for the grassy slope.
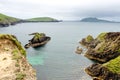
[103,56,120,73]
[27,17,58,22]
[0,13,20,24]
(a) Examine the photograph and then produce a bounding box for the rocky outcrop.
[78,32,120,80]
[25,32,51,48]
[0,34,36,80]
[79,32,120,63]
[85,56,120,80]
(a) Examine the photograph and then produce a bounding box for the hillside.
[80,17,116,23]
[0,34,36,80]
[0,13,21,27]
[26,17,59,22]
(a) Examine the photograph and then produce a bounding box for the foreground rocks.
[25,32,51,48]
[85,56,120,80]
[77,32,120,80]
[0,34,36,80]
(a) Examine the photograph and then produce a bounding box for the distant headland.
[0,13,60,27]
[80,17,119,23]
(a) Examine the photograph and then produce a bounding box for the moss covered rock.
[25,32,51,48]
[85,56,120,80]
[80,32,120,62]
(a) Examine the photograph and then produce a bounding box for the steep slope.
[0,13,20,27]
[0,34,36,80]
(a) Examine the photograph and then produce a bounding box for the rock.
[25,32,51,48]
[0,34,36,80]
[80,32,120,63]
[85,56,120,80]
[75,46,83,54]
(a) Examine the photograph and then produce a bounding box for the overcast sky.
[0,0,120,21]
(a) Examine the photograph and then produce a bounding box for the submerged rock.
[79,32,120,63]
[0,34,36,80]
[25,32,51,48]
[85,56,120,80]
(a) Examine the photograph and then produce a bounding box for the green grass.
[97,32,107,41]
[103,56,120,73]
[0,34,26,56]
[0,13,20,24]
[85,35,94,43]
[27,17,58,22]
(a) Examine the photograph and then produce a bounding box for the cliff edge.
[0,34,36,80]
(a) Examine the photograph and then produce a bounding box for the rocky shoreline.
[79,32,120,63]
[77,32,120,80]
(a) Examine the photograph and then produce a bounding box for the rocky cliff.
[0,34,36,80]
[78,32,120,80]
[80,32,120,63]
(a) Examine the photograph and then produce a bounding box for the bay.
[0,22,120,80]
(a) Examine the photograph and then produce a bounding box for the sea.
[0,22,120,80]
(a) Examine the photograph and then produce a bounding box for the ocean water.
[0,22,120,80]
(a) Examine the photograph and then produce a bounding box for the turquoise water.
[0,22,120,80]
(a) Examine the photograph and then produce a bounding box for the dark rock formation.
[79,32,120,63]
[25,32,51,48]
[78,32,120,80]
[85,56,120,80]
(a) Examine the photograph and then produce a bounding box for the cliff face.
[85,56,120,80]
[0,34,36,80]
[78,32,120,80]
[80,32,120,63]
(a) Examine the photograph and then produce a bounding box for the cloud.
[0,0,120,20]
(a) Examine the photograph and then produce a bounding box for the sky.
[0,0,120,21]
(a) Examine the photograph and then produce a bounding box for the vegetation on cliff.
[78,32,120,80]
[26,17,59,22]
[0,34,36,80]
[85,56,120,80]
[0,13,20,27]
[79,32,120,62]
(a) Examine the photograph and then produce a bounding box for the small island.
[25,32,51,48]
[80,17,117,23]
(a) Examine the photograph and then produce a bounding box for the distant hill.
[80,17,117,23]
[26,17,59,22]
[0,13,21,27]
[0,13,61,27]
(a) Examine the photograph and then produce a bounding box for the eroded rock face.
[79,32,120,63]
[78,32,120,80]
[0,34,36,80]
[85,56,120,80]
